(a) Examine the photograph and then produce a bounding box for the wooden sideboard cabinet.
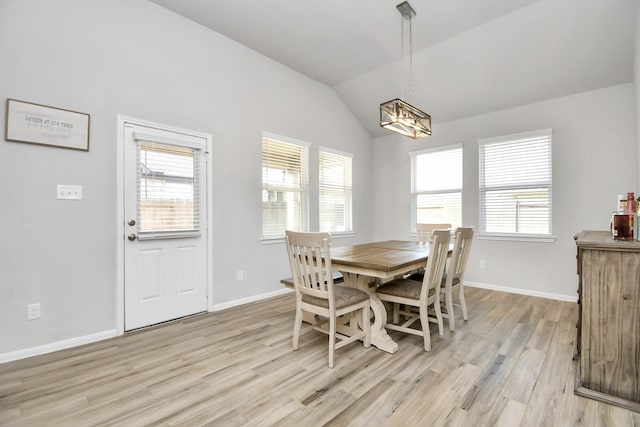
[574,230,640,412]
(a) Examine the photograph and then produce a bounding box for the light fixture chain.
[409,15,413,100]
[400,16,405,100]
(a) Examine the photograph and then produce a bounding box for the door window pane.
[137,141,199,234]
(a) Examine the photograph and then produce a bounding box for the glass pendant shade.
[380,98,432,139]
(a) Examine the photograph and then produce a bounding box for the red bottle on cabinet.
[625,192,637,214]
[614,192,638,240]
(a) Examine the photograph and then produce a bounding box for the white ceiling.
[150,0,637,138]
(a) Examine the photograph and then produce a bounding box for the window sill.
[329,232,355,239]
[477,233,556,243]
[261,237,285,245]
[409,229,454,239]
[261,231,354,245]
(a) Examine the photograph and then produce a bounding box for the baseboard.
[0,329,117,364]
[209,287,293,312]
[465,281,577,302]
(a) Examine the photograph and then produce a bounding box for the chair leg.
[328,315,336,368]
[393,303,400,324]
[292,305,302,350]
[434,294,444,336]
[362,303,371,348]
[459,285,468,321]
[446,286,455,332]
[419,305,431,351]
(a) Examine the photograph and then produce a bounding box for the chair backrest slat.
[421,229,451,301]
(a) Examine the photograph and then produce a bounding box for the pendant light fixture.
[380,1,431,139]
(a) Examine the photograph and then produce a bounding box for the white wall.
[0,0,372,355]
[372,84,637,299]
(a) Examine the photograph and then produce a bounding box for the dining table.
[329,240,449,354]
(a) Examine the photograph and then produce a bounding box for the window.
[262,133,309,240]
[479,129,552,238]
[137,141,200,237]
[411,145,462,229]
[319,148,352,233]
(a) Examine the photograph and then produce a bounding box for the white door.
[123,121,209,331]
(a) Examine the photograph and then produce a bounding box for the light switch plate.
[57,184,83,200]
[27,303,41,320]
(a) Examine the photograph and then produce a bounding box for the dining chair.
[416,223,451,243]
[441,227,474,331]
[406,223,451,281]
[375,229,451,351]
[285,230,371,368]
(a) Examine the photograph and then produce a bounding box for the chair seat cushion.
[302,286,369,309]
[376,278,422,300]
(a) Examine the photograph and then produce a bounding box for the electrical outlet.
[57,184,83,200]
[480,259,487,269]
[237,270,244,281]
[27,303,41,320]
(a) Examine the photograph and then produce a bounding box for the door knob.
[128,219,136,226]
[128,234,137,241]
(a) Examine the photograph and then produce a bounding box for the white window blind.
[479,129,552,237]
[262,135,309,239]
[411,145,463,229]
[319,148,352,233]
[137,141,200,237]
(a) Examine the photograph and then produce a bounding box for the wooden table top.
[330,240,433,272]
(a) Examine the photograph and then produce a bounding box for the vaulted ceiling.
[150,0,637,138]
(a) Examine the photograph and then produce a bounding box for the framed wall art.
[5,98,90,151]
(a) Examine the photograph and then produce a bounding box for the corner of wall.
[635,2,640,190]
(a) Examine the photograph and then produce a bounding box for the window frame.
[410,144,463,232]
[478,129,554,242]
[318,146,354,236]
[261,132,310,242]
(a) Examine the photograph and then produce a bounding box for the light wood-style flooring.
[1,287,639,426]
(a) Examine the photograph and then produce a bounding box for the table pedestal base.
[340,272,398,354]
